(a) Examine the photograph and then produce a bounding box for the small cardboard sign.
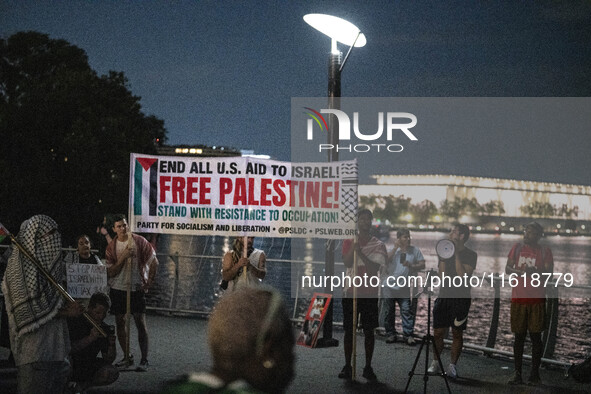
[66,263,109,298]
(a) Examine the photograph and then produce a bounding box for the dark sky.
[2,1,590,184]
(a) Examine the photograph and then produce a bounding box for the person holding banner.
[105,214,158,371]
[339,209,387,382]
[1,215,84,394]
[65,234,107,308]
[222,236,266,292]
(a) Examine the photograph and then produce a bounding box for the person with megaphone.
[427,223,477,380]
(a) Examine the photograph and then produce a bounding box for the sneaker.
[508,370,522,385]
[338,365,352,379]
[446,363,458,379]
[362,366,377,382]
[427,360,441,374]
[385,335,397,344]
[115,354,134,369]
[405,336,416,346]
[136,359,149,372]
[527,372,541,385]
[375,327,387,337]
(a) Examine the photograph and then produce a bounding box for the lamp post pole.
[317,50,342,347]
[304,14,365,348]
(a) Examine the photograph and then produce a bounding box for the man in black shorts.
[68,292,119,391]
[106,214,158,371]
[339,209,387,382]
[428,224,477,379]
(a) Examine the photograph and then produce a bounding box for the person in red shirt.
[505,222,553,386]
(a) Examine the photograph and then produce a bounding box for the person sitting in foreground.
[164,287,295,393]
[68,292,119,391]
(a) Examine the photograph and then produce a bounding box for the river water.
[146,231,591,364]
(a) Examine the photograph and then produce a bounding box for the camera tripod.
[404,269,451,394]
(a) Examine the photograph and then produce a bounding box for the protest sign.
[296,293,332,348]
[129,154,358,239]
[66,263,109,298]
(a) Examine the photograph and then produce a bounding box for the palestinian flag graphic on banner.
[132,156,159,216]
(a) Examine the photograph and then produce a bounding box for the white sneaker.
[427,360,441,374]
[446,363,458,379]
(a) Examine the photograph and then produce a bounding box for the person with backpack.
[505,222,554,386]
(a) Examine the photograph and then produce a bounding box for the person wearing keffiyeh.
[339,209,387,382]
[1,214,83,394]
[105,214,158,371]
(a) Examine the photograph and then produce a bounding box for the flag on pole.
[0,223,10,243]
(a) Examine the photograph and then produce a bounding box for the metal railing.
[1,244,586,368]
[147,250,590,368]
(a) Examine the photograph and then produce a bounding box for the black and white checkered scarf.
[1,215,65,338]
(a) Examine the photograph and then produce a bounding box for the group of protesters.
[1,210,555,393]
[337,209,553,388]
[0,214,158,393]
[0,213,291,394]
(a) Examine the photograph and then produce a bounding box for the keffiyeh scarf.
[1,215,65,338]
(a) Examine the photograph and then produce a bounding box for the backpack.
[569,356,591,383]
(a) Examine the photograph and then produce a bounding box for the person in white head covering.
[221,236,266,292]
[2,214,83,394]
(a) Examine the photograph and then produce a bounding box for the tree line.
[0,31,167,245]
[361,195,581,225]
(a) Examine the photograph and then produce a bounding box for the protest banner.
[66,263,109,298]
[128,154,358,239]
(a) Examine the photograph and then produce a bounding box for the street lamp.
[304,13,365,347]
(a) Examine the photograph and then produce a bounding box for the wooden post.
[352,235,358,381]
[242,236,248,284]
[124,231,134,364]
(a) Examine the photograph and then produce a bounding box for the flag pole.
[4,228,106,337]
[124,230,134,365]
[242,236,248,284]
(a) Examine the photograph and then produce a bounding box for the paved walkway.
[0,312,588,393]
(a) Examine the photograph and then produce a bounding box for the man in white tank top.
[105,214,158,372]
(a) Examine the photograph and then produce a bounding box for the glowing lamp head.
[304,14,366,53]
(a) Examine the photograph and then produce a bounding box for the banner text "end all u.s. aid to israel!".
[128,154,358,239]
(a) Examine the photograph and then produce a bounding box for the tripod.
[404,269,451,394]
